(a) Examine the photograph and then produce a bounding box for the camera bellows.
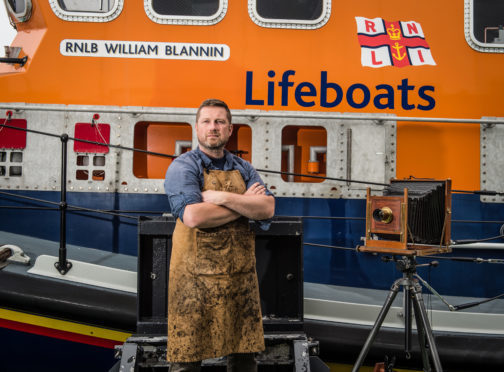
[384,180,447,245]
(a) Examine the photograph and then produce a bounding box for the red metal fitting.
[92,113,100,125]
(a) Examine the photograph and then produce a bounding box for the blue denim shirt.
[164,147,273,230]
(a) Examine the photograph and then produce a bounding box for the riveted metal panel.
[481,118,504,203]
[240,111,395,199]
[0,104,395,200]
[0,108,64,192]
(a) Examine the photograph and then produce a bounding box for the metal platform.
[114,333,328,371]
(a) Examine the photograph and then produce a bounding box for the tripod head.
[381,255,439,274]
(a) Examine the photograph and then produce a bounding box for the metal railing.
[0,115,176,274]
[1,105,504,274]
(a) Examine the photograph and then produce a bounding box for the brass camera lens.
[372,207,394,224]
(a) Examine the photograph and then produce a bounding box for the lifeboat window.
[76,155,89,166]
[0,152,6,176]
[75,154,106,181]
[9,166,22,177]
[0,117,26,179]
[6,0,25,13]
[93,155,105,166]
[151,0,219,16]
[145,0,227,25]
[49,0,123,22]
[134,122,192,179]
[92,170,105,181]
[465,0,504,52]
[5,0,32,22]
[73,122,109,182]
[0,150,23,178]
[249,0,330,29]
[225,124,252,163]
[281,125,326,183]
[10,151,23,162]
[76,169,88,180]
[57,0,114,12]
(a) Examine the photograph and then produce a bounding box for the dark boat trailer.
[113,216,329,371]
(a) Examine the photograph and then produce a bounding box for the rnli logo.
[355,17,436,68]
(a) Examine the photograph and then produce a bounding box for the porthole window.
[4,0,32,22]
[49,0,123,22]
[281,125,327,183]
[248,0,330,29]
[144,0,227,25]
[465,0,504,52]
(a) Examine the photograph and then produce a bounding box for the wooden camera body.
[361,179,452,256]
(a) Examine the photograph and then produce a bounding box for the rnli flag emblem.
[355,17,436,68]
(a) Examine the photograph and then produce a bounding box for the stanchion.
[55,133,72,275]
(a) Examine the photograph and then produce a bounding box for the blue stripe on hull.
[0,191,502,298]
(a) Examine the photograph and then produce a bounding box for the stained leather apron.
[167,169,265,362]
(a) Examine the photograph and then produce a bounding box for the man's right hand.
[245,182,266,195]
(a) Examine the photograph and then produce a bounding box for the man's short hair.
[196,99,232,124]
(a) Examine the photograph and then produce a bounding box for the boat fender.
[0,247,11,269]
[0,244,31,265]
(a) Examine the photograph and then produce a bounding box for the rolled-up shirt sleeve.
[164,158,202,222]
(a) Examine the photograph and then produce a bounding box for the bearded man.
[164,98,275,372]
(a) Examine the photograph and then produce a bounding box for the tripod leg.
[351,280,401,372]
[404,285,412,357]
[411,284,443,372]
[412,293,432,372]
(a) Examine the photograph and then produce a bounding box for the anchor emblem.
[392,42,406,61]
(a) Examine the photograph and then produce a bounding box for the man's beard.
[201,142,225,151]
[199,136,227,151]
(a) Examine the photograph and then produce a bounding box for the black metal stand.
[112,333,329,372]
[352,256,443,372]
